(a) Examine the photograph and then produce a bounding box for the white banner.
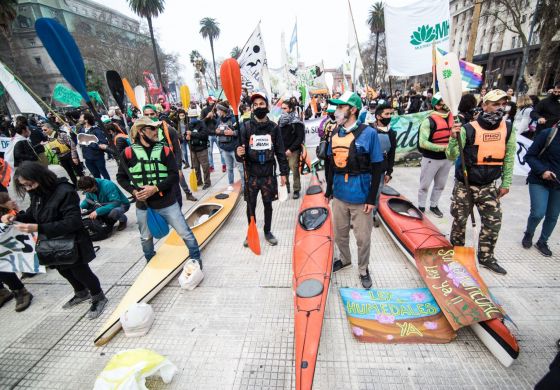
[0,60,45,116]
[238,24,267,92]
[304,117,324,148]
[514,133,532,177]
[0,137,10,153]
[385,0,450,76]
[0,223,45,274]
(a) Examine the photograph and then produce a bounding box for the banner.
[238,24,268,92]
[415,246,504,330]
[53,83,83,107]
[0,60,45,116]
[303,117,323,147]
[340,287,456,343]
[389,111,430,160]
[0,223,45,274]
[0,137,10,153]
[385,0,450,76]
[298,62,327,92]
[514,133,532,176]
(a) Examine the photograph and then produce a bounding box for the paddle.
[436,50,478,252]
[220,58,260,255]
[106,70,130,132]
[35,18,103,127]
[134,86,146,112]
[122,78,139,109]
[180,85,197,191]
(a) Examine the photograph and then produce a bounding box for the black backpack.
[82,217,113,241]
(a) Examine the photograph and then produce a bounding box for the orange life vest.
[429,113,453,146]
[471,120,507,165]
[0,158,11,188]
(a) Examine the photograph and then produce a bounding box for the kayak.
[377,185,519,367]
[293,175,334,390]
[94,181,241,346]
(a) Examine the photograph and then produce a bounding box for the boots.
[88,292,108,319]
[14,288,33,312]
[0,288,14,308]
[62,289,91,309]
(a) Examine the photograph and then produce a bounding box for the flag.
[437,48,483,91]
[238,23,268,92]
[345,7,364,88]
[299,84,311,110]
[0,60,45,116]
[53,84,83,107]
[289,21,298,57]
[385,0,451,76]
[88,91,104,105]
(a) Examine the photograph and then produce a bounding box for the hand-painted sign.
[415,246,504,330]
[340,287,456,343]
[0,223,45,273]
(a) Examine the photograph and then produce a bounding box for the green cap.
[326,104,336,113]
[431,92,443,107]
[328,91,362,111]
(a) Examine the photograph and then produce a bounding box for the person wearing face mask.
[117,117,201,265]
[215,103,244,191]
[236,92,289,246]
[447,89,516,275]
[174,109,190,169]
[186,108,211,189]
[531,82,560,133]
[77,112,110,180]
[417,92,454,218]
[201,96,226,173]
[325,92,384,289]
[278,100,305,199]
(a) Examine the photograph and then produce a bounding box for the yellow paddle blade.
[189,169,197,192]
[180,85,190,109]
[247,217,261,255]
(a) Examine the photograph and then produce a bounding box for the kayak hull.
[293,176,334,390]
[378,186,519,367]
[94,182,241,346]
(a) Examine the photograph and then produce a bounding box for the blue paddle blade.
[146,207,170,239]
[35,18,90,103]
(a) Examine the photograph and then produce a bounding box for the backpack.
[82,217,113,241]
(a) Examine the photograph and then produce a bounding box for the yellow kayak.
[94,181,241,346]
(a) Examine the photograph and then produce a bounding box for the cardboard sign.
[249,134,272,150]
[0,223,45,274]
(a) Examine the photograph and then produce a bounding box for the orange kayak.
[293,175,334,390]
[378,186,519,367]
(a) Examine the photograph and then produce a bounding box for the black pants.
[57,263,102,295]
[246,199,273,233]
[0,272,24,291]
[59,155,78,186]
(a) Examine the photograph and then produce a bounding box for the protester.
[186,108,211,189]
[513,94,536,137]
[325,92,384,289]
[420,88,434,112]
[531,82,560,133]
[117,117,201,265]
[16,116,48,166]
[4,122,38,169]
[174,109,190,169]
[79,112,110,180]
[236,92,289,246]
[358,101,377,125]
[78,176,130,231]
[406,90,423,113]
[417,92,454,218]
[0,192,33,312]
[1,162,107,318]
[447,89,516,275]
[105,122,130,159]
[215,102,244,191]
[522,121,559,257]
[506,88,516,103]
[43,122,80,186]
[279,100,305,199]
[201,96,226,173]
[457,93,479,125]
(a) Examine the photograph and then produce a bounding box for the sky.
[91,0,374,89]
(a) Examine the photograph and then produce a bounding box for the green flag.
[53,84,83,107]
[88,91,104,105]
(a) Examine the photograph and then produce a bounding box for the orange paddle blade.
[220,58,242,116]
[122,78,138,109]
[247,217,261,255]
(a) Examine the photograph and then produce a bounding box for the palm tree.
[127,0,166,92]
[230,46,241,59]
[189,50,210,93]
[199,17,220,89]
[367,2,385,86]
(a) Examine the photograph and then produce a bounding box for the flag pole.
[347,0,370,90]
[432,43,437,91]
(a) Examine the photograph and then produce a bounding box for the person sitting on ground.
[78,176,130,231]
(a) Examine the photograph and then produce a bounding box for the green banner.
[389,111,431,161]
[53,84,82,107]
[88,91,104,105]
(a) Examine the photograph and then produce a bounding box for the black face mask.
[379,117,391,126]
[141,131,157,147]
[253,107,269,120]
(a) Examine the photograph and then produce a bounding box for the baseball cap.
[431,92,443,106]
[483,89,508,103]
[250,91,268,105]
[207,96,217,103]
[326,104,336,113]
[328,91,362,111]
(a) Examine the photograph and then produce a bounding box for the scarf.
[278,111,302,127]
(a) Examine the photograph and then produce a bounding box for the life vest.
[0,158,11,188]
[124,143,169,186]
[470,120,507,165]
[428,113,453,146]
[331,124,371,178]
[158,122,174,152]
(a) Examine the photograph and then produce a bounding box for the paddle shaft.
[235,115,256,218]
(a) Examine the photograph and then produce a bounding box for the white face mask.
[334,109,346,125]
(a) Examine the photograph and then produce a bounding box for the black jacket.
[201,105,217,135]
[531,95,560,132]
[16,178,95,268]
[187,119,209,152]
[525,127,560,190]
[279,121,305,153]
[14,139,38,167]
[29,126,47,154]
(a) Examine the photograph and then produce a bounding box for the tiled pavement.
[0,157,558,389]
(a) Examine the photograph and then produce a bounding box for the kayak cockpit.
[299,207,329,231]
[388,198,423,220]
[296,278,324,298]
[186,203,223,228]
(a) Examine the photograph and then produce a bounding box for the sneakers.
[373,215,380,228]
[186,194,198,202]
[88,292,108,319]
[20,272,37,279]
[360,270,373,289]
[222,164,227,173]
[202,183,211,190]
[14,288,33,312]
[62,289,91,309]
[535,240,552,257]
[522,232,533,249]
[117,220,127,231]
[332,259,351,273]
[429,206,443,218]
[293,191,300,200]
[419,207,425,213]
[0,288,14,308]
[479,259,507,275]
[227,185,234,191]
[264,232,278,246]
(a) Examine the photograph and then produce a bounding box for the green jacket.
[80,178,130,216]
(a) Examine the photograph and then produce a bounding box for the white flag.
[238,24,268,92]
[385,0,451,76]
[0,60,45,116]
[344,8,364,88]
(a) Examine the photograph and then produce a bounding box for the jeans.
[221,149,244,185]
[136,202,201,262]
[208,136,225,168]
[106,204,129,224]
[85,158,110,180]
[181,141,190,167]
[525,183,560,243]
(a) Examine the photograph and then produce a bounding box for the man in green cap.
[417,92,454,218]
[325,91,384,289]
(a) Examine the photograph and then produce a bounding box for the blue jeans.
[136,202,201,262]
[221,149,244,185]
[525,183,560,243]
[85,158,110,180]
[181,141,189,166]
[208,136,225,168]
[106,204,129,223]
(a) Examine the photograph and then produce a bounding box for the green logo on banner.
[410,21,449,46]
[443,69,452,79]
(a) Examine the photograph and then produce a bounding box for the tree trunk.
[147,16,166,94]
[210,37,219,90]
[373,32,380,87]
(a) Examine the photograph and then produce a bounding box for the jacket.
[216,113,239,152]
[187,119,209,152]
[13,137,38,167]
[525,127,560,190]
[201,105,218,135]
[80,178,130,216]
[80,125,108,160]
[15,178,95,268]
[531,95,560,132]
[279,121,305,153]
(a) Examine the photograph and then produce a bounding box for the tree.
[0,0,17,69]
[127,0,167,92]
[367,2,385,87]
[190,50,211,94]
[230,46,241,59]
[199,17,220,89]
